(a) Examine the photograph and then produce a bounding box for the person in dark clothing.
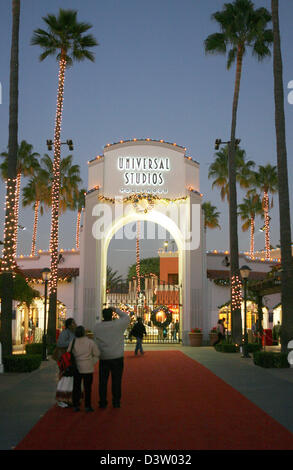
[130,317,147,355]
[213,319,225,346]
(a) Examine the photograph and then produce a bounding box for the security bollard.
[0,342,4,373]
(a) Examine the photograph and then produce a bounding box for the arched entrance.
[105,219,181,343]
[78,139,205,345]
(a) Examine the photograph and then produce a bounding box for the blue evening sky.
[0,0,293,277]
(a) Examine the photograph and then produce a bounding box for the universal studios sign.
[118,156,170,193]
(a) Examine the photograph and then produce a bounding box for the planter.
[188,332,203,347]
[209,333,218,346]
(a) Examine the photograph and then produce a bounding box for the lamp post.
[164,240,168,252]
[240,265,251,358]
[42,268,51,361]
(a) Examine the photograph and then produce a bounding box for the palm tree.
[31,9,98,343]
[202,202,221,230]
[208,145,255,202]
[0,0,20,356]
[1,140,40,257]
[72,188,86,250]
[22,169,50,257]
[271,0,293,352]
[253,164,278,260]
[40,153,82,213]
[238,192,263,257]
[107,266,123,292]
[205,0,273,343]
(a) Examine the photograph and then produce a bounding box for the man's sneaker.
[57,401,68,408]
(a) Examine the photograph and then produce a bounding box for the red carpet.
[15,351,293,450]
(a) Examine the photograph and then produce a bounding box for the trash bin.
[262,329,273,346]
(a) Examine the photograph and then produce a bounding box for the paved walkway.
[0,344,293,450]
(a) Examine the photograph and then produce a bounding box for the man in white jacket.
[94,307,130,408]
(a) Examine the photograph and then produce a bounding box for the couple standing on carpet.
[56,308,130,412]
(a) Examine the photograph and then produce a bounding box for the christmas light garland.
[98,193,187,209]
[76,210,81,249]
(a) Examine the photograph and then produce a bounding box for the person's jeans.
[73,371,93,408]
[135,337,143,355]
[99,357,124,406]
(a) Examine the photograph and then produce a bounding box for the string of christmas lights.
[263,191,270,260]
[13,170,22,259]
[250,216,255,258]
[136,220,141,295]
[231,274,242,310]
[49,56,66,295]
[31,200,40,257]
[76,210,81,249]
[1,177,17,274]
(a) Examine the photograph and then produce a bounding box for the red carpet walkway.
[15,351,293,450]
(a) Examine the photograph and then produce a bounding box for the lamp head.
[41,267,51,282]
[240,265,251,280]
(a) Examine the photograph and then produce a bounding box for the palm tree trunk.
[250,216,255,258]
[136,220,141,295]
[76,210,81,249]
[263,191,270,260]
[0,0,20,356]
[48,55,66,344]
[31,200,39,257]
[272,0,293,352]
[229,45,244,344]
[13,169,21,258]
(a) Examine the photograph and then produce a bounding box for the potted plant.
[209,327,218,345]
[188,328,203,347]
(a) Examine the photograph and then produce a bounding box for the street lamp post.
[240,265,252,358]
[164,241,168,252]
[42,268,51,361]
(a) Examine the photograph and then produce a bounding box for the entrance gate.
[106,283,182,344]
[78,139,205,345]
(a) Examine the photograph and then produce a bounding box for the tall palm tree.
[205,0,273,343]
[208,145,255,202]
[238,192,263,257]
[0,0,20,356]
[1,140,40,257]
[253,164,278,260]
[40,153,82,213]
[31,9,98,343]
[72,188,86,250]
[22,169,50,257]
[271,0,293,352]
[202,202,221,231]
[106,266,123,292]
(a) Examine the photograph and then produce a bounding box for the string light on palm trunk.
[1,177,17,274]
[136,220,141,295]
[76,210,81,249]
[231,274,242,310]
[31,200,40,257]
[250,216,255,258]
[263,192,270,260]
[49,57,66,296]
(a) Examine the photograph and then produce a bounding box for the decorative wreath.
[151,305,173,329]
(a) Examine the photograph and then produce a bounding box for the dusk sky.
[1,0,293,278]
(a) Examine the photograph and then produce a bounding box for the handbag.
[57,339,77,377]
[55,376,74,406]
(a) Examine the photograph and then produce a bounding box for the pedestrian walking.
[130,317,147,355]
[69,325,100,413]
[53,318,77,362]
[94,307,130,409]
[213,319,225,346]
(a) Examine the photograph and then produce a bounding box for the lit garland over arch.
[98,193,187,213]
[151,305,173,329]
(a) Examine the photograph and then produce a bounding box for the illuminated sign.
[118,156,170,191]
